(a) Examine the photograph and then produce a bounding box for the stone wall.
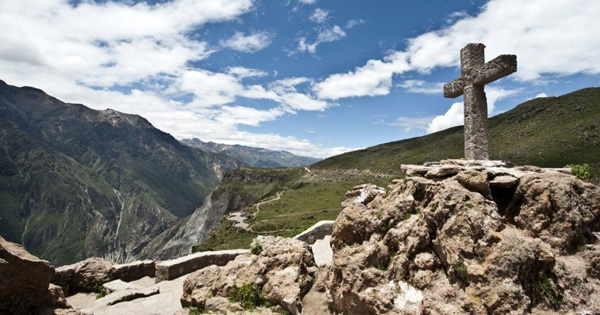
[292,220,335,245]
[155,249,249,282]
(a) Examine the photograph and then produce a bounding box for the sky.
[1,0,599,158]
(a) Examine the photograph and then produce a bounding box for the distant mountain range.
[0,80,244,265]
[181,138,321,168]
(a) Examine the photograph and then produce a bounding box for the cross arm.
[443,77,465,98]
[470,54,517,86]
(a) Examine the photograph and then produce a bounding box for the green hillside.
[314,87,600,177]
[194,87,600,252]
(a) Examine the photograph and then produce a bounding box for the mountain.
[0,80,244,265]
[193,87,600,252]
[313,87,600,177]
[181,138,321,168]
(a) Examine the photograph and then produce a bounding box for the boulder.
[181,236,316,315]
[326,163,600,314]
[70,258,117,292]
[0,235,59,313]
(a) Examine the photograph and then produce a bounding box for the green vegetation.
[195,169,394,251]
[313,88,600,181]
[568,163,591,180]
[465,202,474,209]
[250,242,263,255]
[188,307,205,315]
[229,283,265,310]
[93,284,107,299]
[453,258,469,283]
[535,275,562,307]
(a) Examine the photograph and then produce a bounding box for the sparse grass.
[453,258,469,283]
[94,284,107,299]
[465,202,474,209]
[250,242,263,255]
[535,276,562,307]
[195,169,393,251]
[188,306,205,315]
[229,283,265,310]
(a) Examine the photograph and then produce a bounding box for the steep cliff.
[0,80,243,265]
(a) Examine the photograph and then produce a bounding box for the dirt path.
[227,191,283,232]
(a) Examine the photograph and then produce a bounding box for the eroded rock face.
[181,236,315,315]
[326,163,600,314]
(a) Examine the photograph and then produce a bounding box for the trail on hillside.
[227,191,283,232]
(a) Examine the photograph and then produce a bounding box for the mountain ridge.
[0,79,244,265]
[181,138,321,168]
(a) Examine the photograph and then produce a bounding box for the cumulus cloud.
[221,31,273,53]
[314,0,600,99]
[313,52,410,99]
[426,88,518,133]
[0,0,346,158]
[390,116,434,133]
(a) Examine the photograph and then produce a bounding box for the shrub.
[567,164,590,180]
[230,283,265,310]
[188,307,205,315]
[250,242,263,255]
[452,258,469,283]
[94,284,106,299]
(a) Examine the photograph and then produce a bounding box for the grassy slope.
[194,169,393,252]
[195,87,600,252]
[313,88,600,177]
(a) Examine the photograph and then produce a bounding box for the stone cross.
[443,43,517,160]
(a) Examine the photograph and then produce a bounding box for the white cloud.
[298,25,346,54]
[313,0,600,100]
[298,0,317,4]
[426,87,518,133]
[399,80,445,95]
[535,93,548,98]
[313,52,410,99]
[390,116,434,133]
[226,66,268,79]
[345,19,365,29]
[221,31,273,53]
[310,8,329,24]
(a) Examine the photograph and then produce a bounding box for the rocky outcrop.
[156,249,249,282]
[0,235,74,314]
[326,160,600,314]
[181,236,316,315]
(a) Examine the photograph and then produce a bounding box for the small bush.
[452,258,469,283]
[250,242,263,255]
[230,283,265,310]
[465,202,474,209]
[535,276,562,307]
[94,284,106,299]
[568,164,590,180]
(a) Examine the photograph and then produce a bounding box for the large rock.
[70,258,117,292]
[181,236,316,315]
[0,235,63,313]
[327,163,600,314]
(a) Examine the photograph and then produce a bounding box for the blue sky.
[1,0,599,157]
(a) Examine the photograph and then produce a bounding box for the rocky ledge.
[327,160,600,314]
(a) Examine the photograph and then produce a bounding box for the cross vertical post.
[443,43,517,160]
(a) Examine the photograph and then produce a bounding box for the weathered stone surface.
[181,236,316,315]
[81,285,160,313]
[102,279,139,294]
[70,258,117,292]
[489,175,518,187]
[0,235,56,313]
[156,249,248,282]
[326,164,600,314]
[114,259,155,282]
[443,43,517,160]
